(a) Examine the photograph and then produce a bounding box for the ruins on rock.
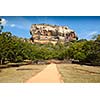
[30,24,78,44]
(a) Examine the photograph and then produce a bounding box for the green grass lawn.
[57,64,100,83]
[0,64,46,83]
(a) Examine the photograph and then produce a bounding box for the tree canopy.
[0,31,100,66]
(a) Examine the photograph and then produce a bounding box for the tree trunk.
[0,58,4,65]
[0,59,3,65]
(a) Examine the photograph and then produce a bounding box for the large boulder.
[30,24,78,43]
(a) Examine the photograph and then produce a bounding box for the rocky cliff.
[30,24,78,44]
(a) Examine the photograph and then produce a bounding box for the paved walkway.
[26,63,63,83]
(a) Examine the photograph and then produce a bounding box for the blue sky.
[1,16,100,39]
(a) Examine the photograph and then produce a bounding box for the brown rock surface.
[30,24,78,44]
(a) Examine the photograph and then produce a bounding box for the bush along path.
[26,63,63,83]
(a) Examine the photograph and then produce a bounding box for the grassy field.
[0,64,46,83]
[57,64,100,83]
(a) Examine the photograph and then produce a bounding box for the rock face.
[30,24,78,44]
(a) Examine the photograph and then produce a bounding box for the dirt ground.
[57,64,100,83]
[1,62,100,83]
[0,64,46,83]
[26,63,63,83]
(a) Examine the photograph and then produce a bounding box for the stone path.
[26,63,63,83]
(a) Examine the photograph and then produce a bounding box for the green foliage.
[67,36,100,65]
[74,52,86,61]
[96,34,100,42]
[0,31,100,66]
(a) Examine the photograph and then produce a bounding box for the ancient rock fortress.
[30,24,78,44]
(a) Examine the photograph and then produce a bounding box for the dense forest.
[0,32,100,65]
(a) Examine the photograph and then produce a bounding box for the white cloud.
[10,24,16,27]
[0,18,7,25]
[84,31,98,39]
[88,31,97,36]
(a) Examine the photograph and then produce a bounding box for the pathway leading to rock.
[26,63,63,83]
